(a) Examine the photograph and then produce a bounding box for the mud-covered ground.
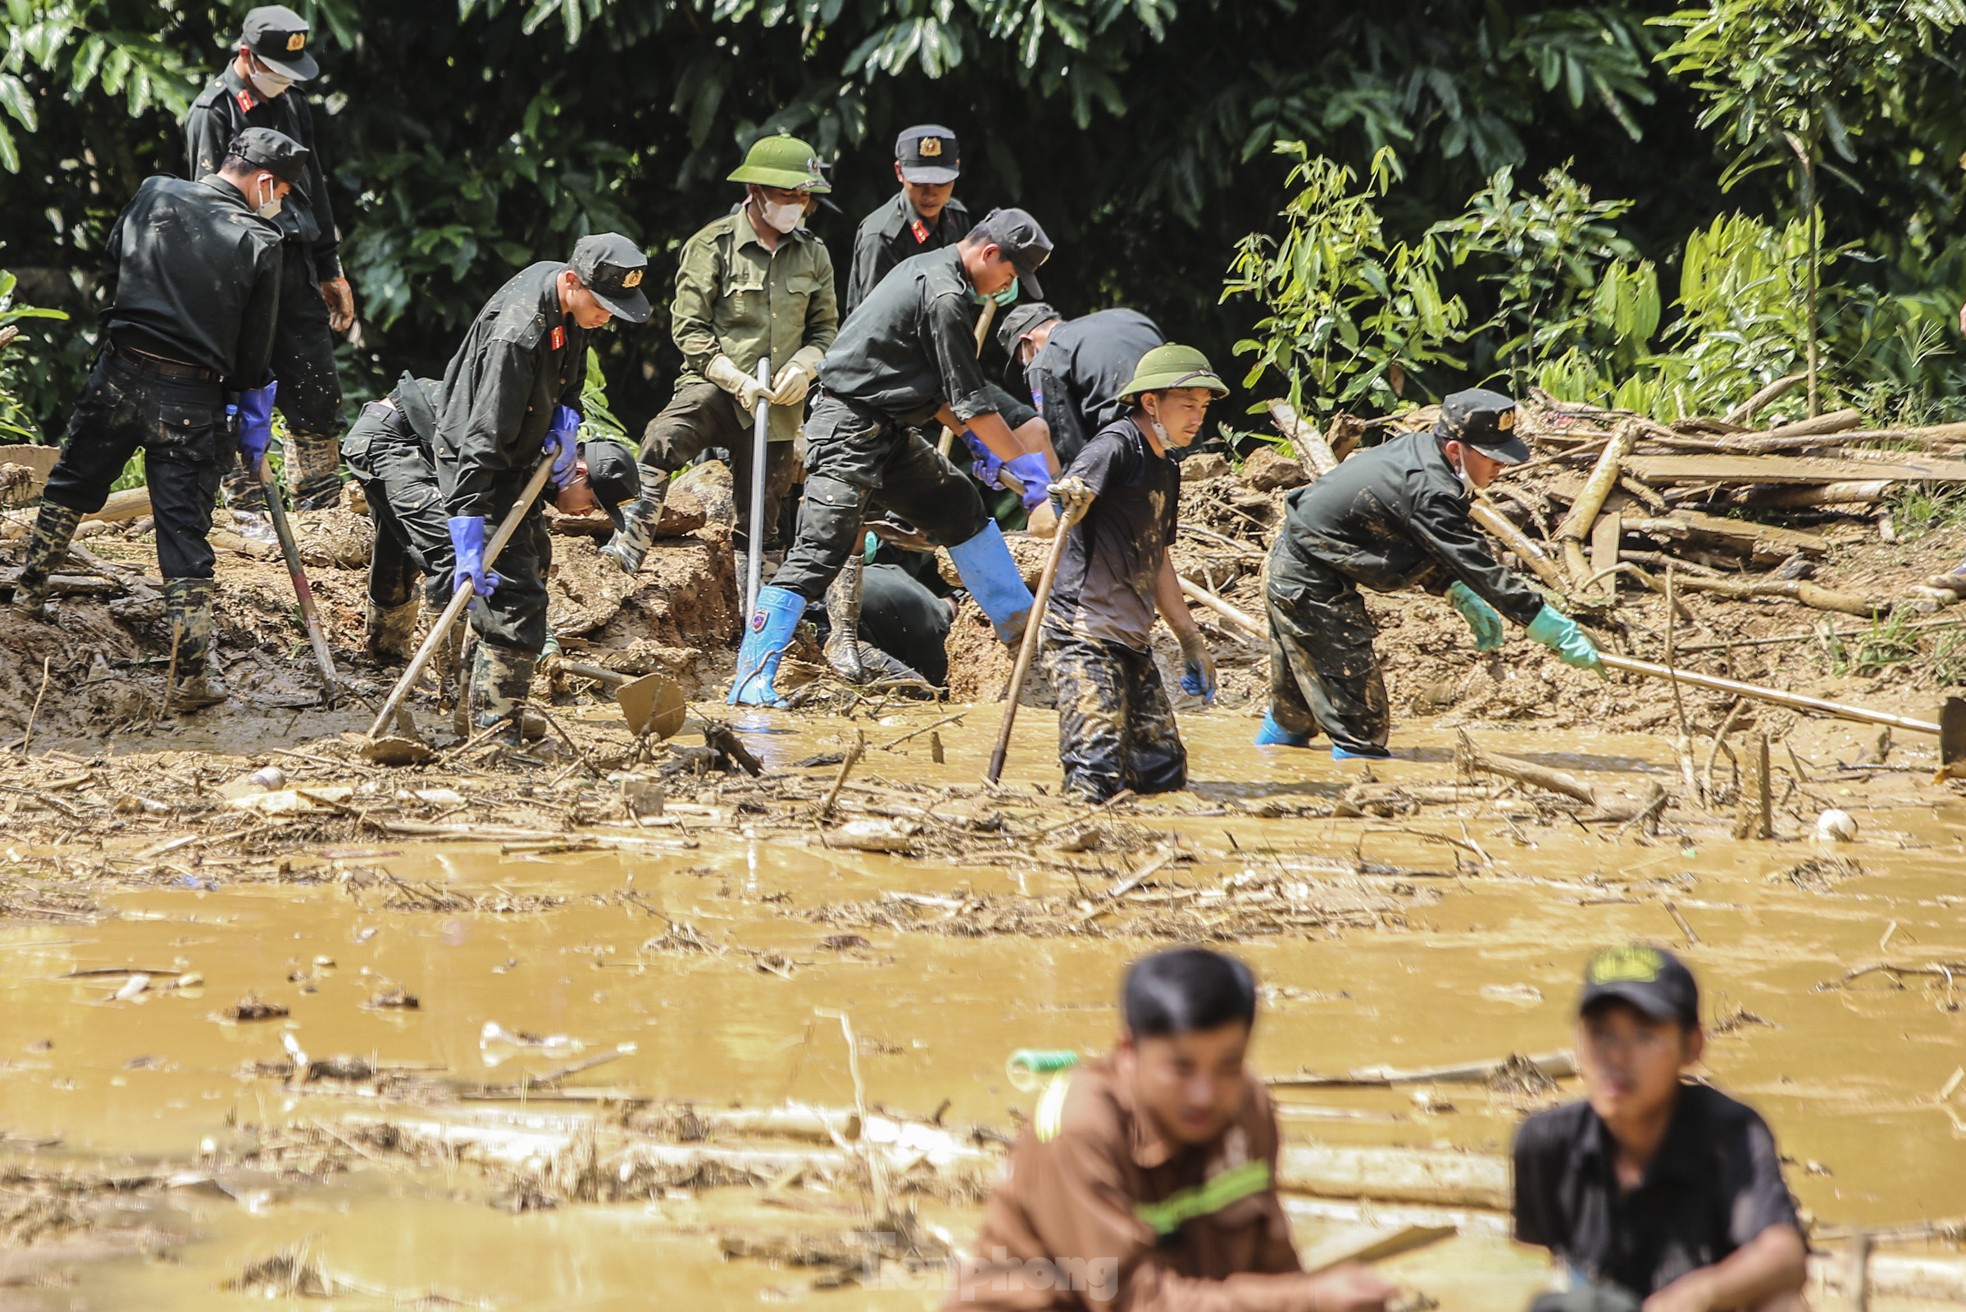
[3,454,1966,1308]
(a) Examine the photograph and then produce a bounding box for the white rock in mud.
[1815,808,1858,843]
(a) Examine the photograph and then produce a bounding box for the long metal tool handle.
[255,454,340,699]
[744,355,771,621]
[364,454,557,740]
[987,501,1086,785]
[937,300,997,460]
[1599,652,1940,736]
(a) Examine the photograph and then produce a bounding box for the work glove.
[1177,630,1217,703]
[320,277,357,334]
[1446,580,1505,652]
[448,515,500,598]
[960,430,1005,488]
[1050,474,1094,519]
[1526,604,1605,675]
[1001,451,1054,511]
[544,404,580,489]
[235,379,277,470]
[768,360,814,409]
[706,354,769,412]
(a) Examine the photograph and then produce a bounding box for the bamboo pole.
[1555,420,1638,589]
[1470,495,1569,593]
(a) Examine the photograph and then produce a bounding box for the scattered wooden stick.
[1268,1050,1575,1089]
[818,731,865,817]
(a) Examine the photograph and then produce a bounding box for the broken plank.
[1626,454,1966,487]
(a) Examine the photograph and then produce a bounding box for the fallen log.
[1454,731,1667,823]
[1267,398,1341,478]
[1629,453,1966,487]
[1671,574,1885,618]
[1764,406,1863,439]
[1722,373,1806,426]
[81,486,151,524]
[1743,480,1894,508]
[1471,496,1569,594]
[1556,421,1638,590]
[1268,1050,1576,1089]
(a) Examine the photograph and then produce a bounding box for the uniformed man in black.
[1259,388,1605,760]
[842,125,972,320]
[729,209,1060,707]
[1513,946,1807,1312]
[185,4,353,513]
[435,233,650,739]
[10,129,299,711]
[1000,302,1166,466]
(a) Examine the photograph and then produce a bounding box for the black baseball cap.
[895,124,960,184]
[997,301,1063,358]
[240,5,319,82]
[228,127,310,184]
[581,440,641,533]
[570,233,651,324]
[1434,387,1529,464]
[1578,945,1700,1027]
[971,207,1051,299]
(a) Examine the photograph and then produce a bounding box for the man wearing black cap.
[185,5,354,515]
[9,129,300,710]
[434,233,650,741]
[1001,303,1166,467]
[1257,387,1605,760]
[1512,945,1806,1312]
[842,124,973,320]
[728,208,1061,707]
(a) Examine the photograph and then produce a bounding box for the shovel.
[986,497,1088,785]
[359,453,556,765]
[556,660,687,739]
[1598,653,1966,779]
[744,356,770,622]
[253,451,340,704]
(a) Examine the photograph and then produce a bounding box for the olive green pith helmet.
[1117,344,1229,401]
[728,132,832,193]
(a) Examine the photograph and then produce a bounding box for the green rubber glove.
[1446,581,1505,652]
[1526,604,1605,675]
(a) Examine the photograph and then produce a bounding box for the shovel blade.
[1940,697,1966,780]
[614,672,686,740]
[360,733,434,767]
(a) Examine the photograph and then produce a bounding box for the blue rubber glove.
[1177,630,1216,703]
[1446,581,1505,652]
[544,404,580,489]
[235,379,277,469]
[1525,604,1605,674]
[448,515,499,597]
[960,430,1004,489]
[1002,452,1053,510]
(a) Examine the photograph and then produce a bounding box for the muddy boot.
[848,639,931,688]
[11,502,82,621]
[163,577,228,712]
[288,429,346,511]
[599,467,669,574]
[222,463,269,517]
[468,641,541,744]
[821,546,869,683]
[362,597,421,665]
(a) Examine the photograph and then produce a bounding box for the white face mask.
[254,176,284,220]
[760,197,803,234]
[247,65,294,98]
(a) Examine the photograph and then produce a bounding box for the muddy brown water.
[3,705,1965,1308]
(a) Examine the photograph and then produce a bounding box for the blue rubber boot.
[946,520,1035,643]
[1331,742,1392,761]
[1254,711,1312,748]
[728,585,806,707]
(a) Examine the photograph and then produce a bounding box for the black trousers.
[342,401,453,610]
[861,561,953,686]
[271,242,342,436]
[774,391,990,602]
[639,380,799,549]
[43,351,225,580]
[1047,628,1188,802]
[1264,537,1391,754]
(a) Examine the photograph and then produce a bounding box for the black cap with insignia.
[996,301,1062,358]
[240,5,319,82]
[1434,387,1529,464]
[570,233,651,325]
[895,124,960,185]
[579,440,642,533]
[1577,944,1700,1027]
[227,127,311,184]
[970,207,1051,299]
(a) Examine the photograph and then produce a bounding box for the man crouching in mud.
[947,946,1398,1312]
[1257,388,1605,761]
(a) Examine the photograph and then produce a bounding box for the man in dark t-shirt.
[1511,946,1807,1312]
[1043,345,1227,802]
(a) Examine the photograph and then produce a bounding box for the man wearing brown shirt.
[949,948,1397,1312]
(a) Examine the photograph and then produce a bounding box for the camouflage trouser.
[639,381,799,550]
[1046,628,1188,802]
[1264,539,1390,755]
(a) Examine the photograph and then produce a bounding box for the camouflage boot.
[222,463,269,517]
[288,429,346,511]
[467,641,540,744]
[362,596,421,665]
[598,467,669,574]
[163,577,228,712]
[821,544,868,683]
[11,502,82,621]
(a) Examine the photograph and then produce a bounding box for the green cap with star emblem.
[728,133,831,193]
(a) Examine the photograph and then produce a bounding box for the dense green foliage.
[2,0,1963,444]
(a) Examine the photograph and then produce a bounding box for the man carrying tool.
[947,946,1398,1312]
[436,233,650,740]
[842,124,972,319]
[9,129,298,711]
[599,134,837,575]
[1044,344,1225,802]
[184,4,354,514]
[1259,387,1605,760]
[1512,945,1806,1312]
[728,208,1061,707]
[1000,302,1166,466]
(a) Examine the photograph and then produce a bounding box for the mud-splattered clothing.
[818,247,998,427]
[638,381,800,550]
[1048,417,1178,651]
[1264,539,1390,754]
[342,373,453,612]
[1024,310,1163,467]
[948,1054,1310,1312]
[1048,632,1187,802]
[861,561,952,687]
[843,192,971,320]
